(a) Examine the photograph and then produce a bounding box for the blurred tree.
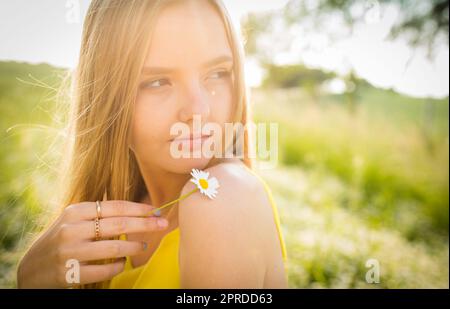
[261,63,336,103]
[243,0,448,61]
[343,69,358,113]
[242,11,275,62]
[290,0,449,51]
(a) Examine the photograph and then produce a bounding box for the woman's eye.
[208,70,231,80]
[141,78,171,89]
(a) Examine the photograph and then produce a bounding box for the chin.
[164,156,213,174]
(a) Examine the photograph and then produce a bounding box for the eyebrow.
[141,55,233,75]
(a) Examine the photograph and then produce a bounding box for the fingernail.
[157,219,168,228]
[142,241,148,251]
[154,209,161,217]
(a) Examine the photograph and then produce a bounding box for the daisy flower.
[149,168,220,216]
[190,169,220,199]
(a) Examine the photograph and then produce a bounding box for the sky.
[0,0,448,98]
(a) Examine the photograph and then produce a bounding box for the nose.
[178,79,210,123]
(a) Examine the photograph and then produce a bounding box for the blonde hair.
[59,0,252,288]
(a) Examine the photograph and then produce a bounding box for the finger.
[62,217,169,240]
[64,200,158,221]
[78,259,126,285]
[61,240,148,262]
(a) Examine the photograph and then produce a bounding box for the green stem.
[149,188,198,216]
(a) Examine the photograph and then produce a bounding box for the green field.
[251,87,449,288]
[0,61,448,288]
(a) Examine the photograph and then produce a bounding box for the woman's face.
[131,0,234,175]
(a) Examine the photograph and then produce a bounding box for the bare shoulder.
[178,161,272,238]
[177,161,278,288]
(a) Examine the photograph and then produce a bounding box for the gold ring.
[94,217,101,241]
[96,200,102,219]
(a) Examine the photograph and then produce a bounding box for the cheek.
[131,95,171,152]
[209,82,233,123]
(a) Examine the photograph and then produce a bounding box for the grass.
[251,87,448,288]
[252,88,449,241]
[258,166,448,288]
[0,61,65,287]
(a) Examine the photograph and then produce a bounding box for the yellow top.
[108,168,288,289]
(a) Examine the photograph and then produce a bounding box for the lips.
[171,133,212,142]
[170,133,212,152]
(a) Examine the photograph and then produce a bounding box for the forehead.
[144,0,233,69]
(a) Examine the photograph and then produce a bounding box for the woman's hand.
[17,200,168,288]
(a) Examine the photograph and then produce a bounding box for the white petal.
[198,171,209,180]
[190,169,200,178]
[207,177,219,189]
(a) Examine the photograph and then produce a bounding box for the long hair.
[58,0,252,288]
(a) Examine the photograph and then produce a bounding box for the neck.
[139,165,191,220]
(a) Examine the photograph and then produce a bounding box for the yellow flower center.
[199,178,209,189]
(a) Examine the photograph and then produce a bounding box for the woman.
[16,0,287,288]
